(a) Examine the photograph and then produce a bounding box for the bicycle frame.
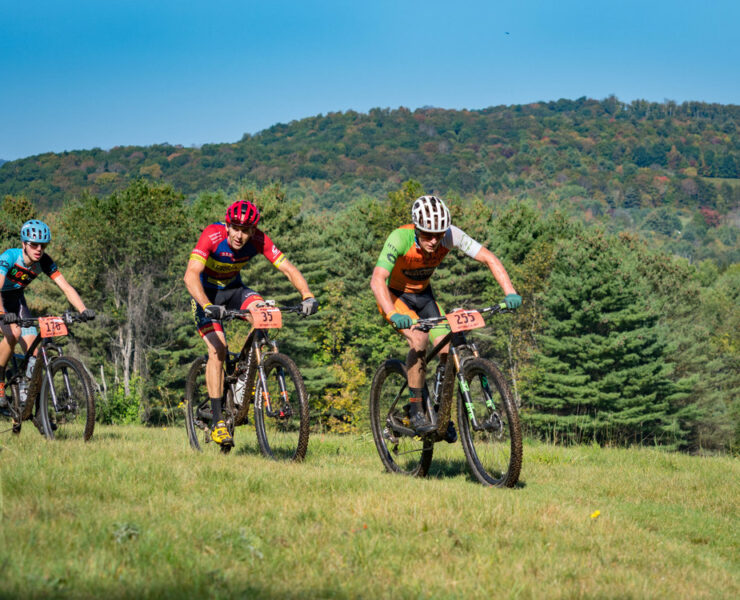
[3,312,94,437]
[221,305,301,422]
[370,302,522,485]
[186,303,310,459]
[411,304,507,441]
[7,324,66,414]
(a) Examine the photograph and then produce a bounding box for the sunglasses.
[26,242,48,250]
[228,224,256,235]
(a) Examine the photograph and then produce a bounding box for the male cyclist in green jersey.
[370,195,521,434]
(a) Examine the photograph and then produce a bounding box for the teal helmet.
[21,220,51,244]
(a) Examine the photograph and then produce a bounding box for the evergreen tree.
[527,229,692,447]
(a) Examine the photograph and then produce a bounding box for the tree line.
[1,98,739,266]
[1,177,737,453]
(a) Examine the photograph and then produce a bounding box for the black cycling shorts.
[191,284,262,337]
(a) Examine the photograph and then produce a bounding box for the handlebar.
[221,302,306,322]
[412,303,512,332]
[1,310,95,328]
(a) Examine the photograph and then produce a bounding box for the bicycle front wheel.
[457,358,522,487]
[38,357,95,441]
[369,359,433,477]
[253,353,309,461]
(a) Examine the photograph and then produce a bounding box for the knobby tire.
[369,359,433,477]
[38,356,95,441]
[253,353,309,461]
[457,358,522,487]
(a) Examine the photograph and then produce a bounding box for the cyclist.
[0,220,94,416]
[370,195,521,435]
[184,199,318,448]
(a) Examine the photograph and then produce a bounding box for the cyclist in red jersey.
[183,199,317,448]
[370,195,521,434]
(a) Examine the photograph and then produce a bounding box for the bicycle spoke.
[458,358,521,487]
[254,354,309,461]
[369,360,433,477]
[39,357,95,441]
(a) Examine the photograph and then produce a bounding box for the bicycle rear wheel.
[185,356,236,454]
[1,381,23,435]
[457,358,522,487]
[369,359,433,477]
[38,357,95,441]
[253,353,309,461]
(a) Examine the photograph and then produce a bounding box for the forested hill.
[2,97,738,209]
[3,97,739,261]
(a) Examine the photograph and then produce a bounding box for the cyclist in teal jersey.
[0,220,94,413]
[371,196,521,434]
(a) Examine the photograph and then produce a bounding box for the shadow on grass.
[232,442,264,458]
[88,429,125,441]
[3,581,369,600]
[427,457,528,488]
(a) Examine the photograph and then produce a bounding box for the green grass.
[1,425,738,599]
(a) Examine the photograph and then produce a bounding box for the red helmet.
[225,200,260,226]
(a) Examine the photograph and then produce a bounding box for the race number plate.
[447,309,485,332]
[249,305,282,329]
[38,316,68,338]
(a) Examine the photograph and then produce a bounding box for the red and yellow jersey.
[375,224,482,293]
[189,223,285,290]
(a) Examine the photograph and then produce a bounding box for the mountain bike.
[369,303,522,487]
[1,311,96,440]
[185,301,310,460]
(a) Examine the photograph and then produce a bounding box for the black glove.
[81,309,96,321]
[203,303,227,320]
[2,312,18,324]
[300,297,318,316]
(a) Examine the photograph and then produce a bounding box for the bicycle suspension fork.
[450,342,497,432]
[38,343,66,411]
[253,334,291,419]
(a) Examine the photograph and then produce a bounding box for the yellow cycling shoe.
[210,420,234,447]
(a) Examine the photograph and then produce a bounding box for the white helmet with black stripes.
[412,195,451,233]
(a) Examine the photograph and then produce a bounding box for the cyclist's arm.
[0,272,6,314]
[52,273,87,313]
[183,258,212,309]
[370,266,396,318]
[275,259,313,299]
[473,247,517,296]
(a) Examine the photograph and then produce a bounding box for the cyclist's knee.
[208,345,227,363]
[406,347,427,369]
[0,328,19,347]
[202,332,227,362]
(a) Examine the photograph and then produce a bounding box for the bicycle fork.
[454,350,500,433]
[39,346,70,413]
[254,345,292,419]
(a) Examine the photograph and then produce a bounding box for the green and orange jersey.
[375,224,483,293]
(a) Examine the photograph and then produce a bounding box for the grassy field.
[1,424,738,599]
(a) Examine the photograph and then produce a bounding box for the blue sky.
[2,0,738,161]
